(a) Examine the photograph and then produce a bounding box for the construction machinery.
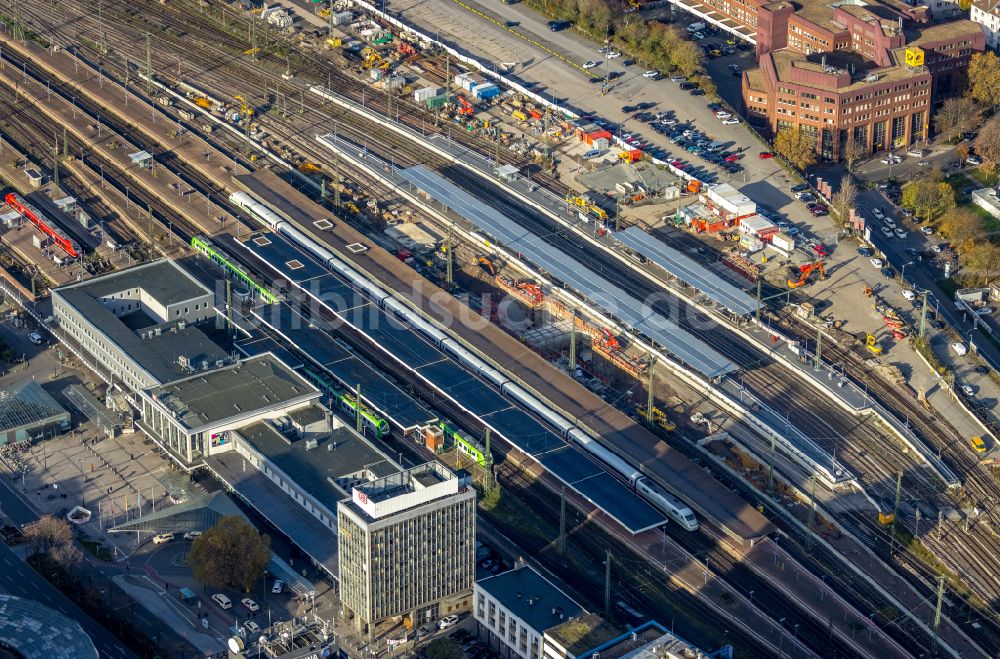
[298,162,322,175]
[787,260,826,288]
[495,276,544,306]
[862,286,873,297]
[244,47,260,56]
[637,405,676,431]
[477,255,498,276]
[865,334,883,355]
[361,47,384,71]
[456,95,475,117]
[192,96,213,109]
[566,194,608,221]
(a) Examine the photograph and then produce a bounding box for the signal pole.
[889,470,902,555]
[568,309,577,371]
[557,487,566,555]
[446,224,453,285]
[355,384,362,433]
[646,358,656,427]
[932,575,945,654]
[604,550,612,619]
[483,428,493,492]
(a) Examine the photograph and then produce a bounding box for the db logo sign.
[357,491,368,504]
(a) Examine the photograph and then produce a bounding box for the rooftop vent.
[305,438,319,450]
[346,242,368,254]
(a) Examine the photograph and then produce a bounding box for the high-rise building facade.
[337,462,476,634]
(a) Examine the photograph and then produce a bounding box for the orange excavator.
[477,255,497,276]
[787,260,826,288]
[597,328,621,352]
[516,280,544,304]
[456,95,475,116]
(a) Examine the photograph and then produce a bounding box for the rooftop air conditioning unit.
[305,438,319,450]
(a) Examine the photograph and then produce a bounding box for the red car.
[812,244,828,257]
[670,160,686,170]
[725,154,741,163]
[758,151,774,159]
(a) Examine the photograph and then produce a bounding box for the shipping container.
[511,109,528,121]
[426,93,453,109]
[413,86,442,102]
[454,73,476,91]
[331,10,353,25]
[473,83,500,100]
[770,232,795,253]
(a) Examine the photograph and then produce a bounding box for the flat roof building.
[475,566,587,659]
[338,462,476,635]
[137,353,321,463]
[53,260,223,392]
[0,380,70,446]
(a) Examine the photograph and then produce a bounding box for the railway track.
[15,0,1000,650]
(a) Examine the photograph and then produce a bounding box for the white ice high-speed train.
[229,191,700,531]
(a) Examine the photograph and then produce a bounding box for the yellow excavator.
[865,334,883,355]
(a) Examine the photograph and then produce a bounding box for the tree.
[974,115,1000,171]
[842,138,867,172]
[901,179,955,221]
[956,143,970,165]
[188,515,271,592]
[967,51,1000,109]
[939,206,985,248]
[22,515,81,567]
[669,37,703,77]
[427,639,461,659]
[933,97,981,141]
[962,241,1000,284]
[830,174,858,224]
[696,75,718,101]
[773,127,816,170]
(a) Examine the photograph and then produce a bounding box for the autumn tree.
[23,515,81,567]
[188,515,271,592]
[697,75,719,100]
[956,143,970,164]
[842,138,867,172]
[900,179,955,221]
[967,51,1000,109]
[830,174,858,224]
[933,97,981,141]
[962,241,1000,284]
[974,115,1000,171]
[574,0,613,36]
[939,207,985,248]
[773,127,817,170]
[668,32,703,77]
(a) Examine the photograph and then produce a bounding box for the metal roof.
[398,165,735,378]
[0,594,99,659]
[0,380,68,432]
[614,227,757,317]
[239,227,666,534]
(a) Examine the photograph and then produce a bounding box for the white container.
[332,11,354,25]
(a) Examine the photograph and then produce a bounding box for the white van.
[212,594,233,609]
[687,21,706,32]
[952,342,968,356]
[707,140,726,152]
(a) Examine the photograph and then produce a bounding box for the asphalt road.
[0,479,138,659]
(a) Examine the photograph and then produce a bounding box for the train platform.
[5,39,248,203]
[0,42,238,242]
[235,168,774,542]
[234,224,667,534]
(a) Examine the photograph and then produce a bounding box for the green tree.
[22,515,81,567]
[697,75,718,101]
[934,97,981,142]
[189,516,271,592]
[773,127,816,170]
[427,639,462,659]
[967,51,1000,109]
[901,179,955,220]
[669,34,703,77]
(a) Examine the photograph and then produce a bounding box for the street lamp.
[900,260,914,284]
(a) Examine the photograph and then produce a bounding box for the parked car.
[643,69,660,78]
[605,51,622,59]
[583,60,599,69]
[27,332,43,345]
[759,151,774,159]
[244,621,261,635]
[182,531,201,541]
[967,155,982,166]
[921,226,934,235]
[952,342,968,356]
[242,598,260,612]
[670,75,686,82]
[722,118,740,125]
[881,267,895,279]
[272,580,285,594]
[212,594,233,609]
[870,258,884,268]
[895,228,908,239]
[439,615,460,630]
[621,105,638,113]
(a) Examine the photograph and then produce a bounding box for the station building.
[338,462,476,634]
[0,380,70,446]
[52,260,224,392]
[739,0,984,159]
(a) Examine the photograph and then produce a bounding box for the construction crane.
[456,95,475,117]
[866,334,883,355]
[787,260,826,289]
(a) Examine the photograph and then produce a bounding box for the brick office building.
[737,0,983,160]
